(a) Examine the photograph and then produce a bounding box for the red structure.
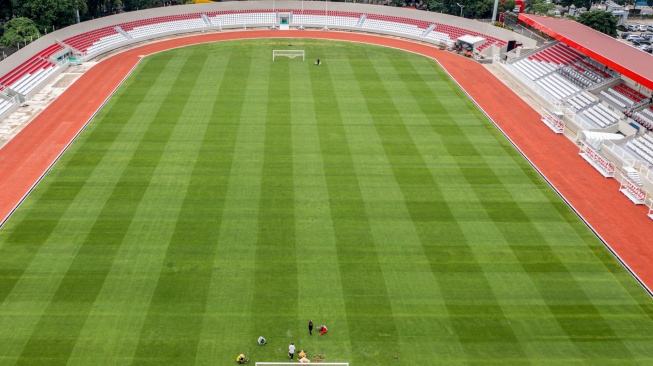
[519,13,653,91]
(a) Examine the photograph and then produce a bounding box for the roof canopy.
[457,35,486,46]
[519,13,653,91]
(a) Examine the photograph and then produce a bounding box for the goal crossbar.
[272,49,305,61]
[256,363,348,365]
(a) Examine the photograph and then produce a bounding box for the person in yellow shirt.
[299,349,307,358]
[236,354,249,364]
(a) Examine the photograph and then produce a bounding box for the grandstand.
[496,14,653,202]
[0,3,529,121]
[1,2,653,365]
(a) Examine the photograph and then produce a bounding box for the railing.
[500,62,560,105]
[567,108,597,132]
[604,139,636,161]
[643,165,653,186]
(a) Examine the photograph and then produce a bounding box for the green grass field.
[1,39,653,365]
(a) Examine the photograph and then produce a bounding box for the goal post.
[255,363,348,366]
[272,50,305,61]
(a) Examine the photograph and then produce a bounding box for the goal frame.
[272,49,305,61]
[255,363,348,366]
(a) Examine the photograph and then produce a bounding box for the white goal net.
[256,363,348,366]
[272,50,305,61]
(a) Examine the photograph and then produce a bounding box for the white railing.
[502,62,560,105]
[568,109,597,132]
[604,139,636,161]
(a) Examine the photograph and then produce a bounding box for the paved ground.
[0,62,97,149]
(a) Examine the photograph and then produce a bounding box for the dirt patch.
[52,74,79,88]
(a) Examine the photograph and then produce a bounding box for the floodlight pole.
[457,3,465,17]
[491,0,499,22]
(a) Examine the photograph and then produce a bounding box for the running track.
[1,30,652,290]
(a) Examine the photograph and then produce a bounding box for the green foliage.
[467,0,495,18]
[427,0,446,11]
[87,0,123,17]
[122,0,160,11]
[577,10,617,37]
[11,0,87,30]
[0,17,40,47]
[530,0,556,14]
[0,0,13,21]
[500,0,516,12]
[2,39,653,365]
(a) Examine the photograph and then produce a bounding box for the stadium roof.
[519,13,653,91]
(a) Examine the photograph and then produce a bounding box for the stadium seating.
[535,73,581,100]
[613,83,646,103]
[63,26,123,53]
[361,18,425,37]
[565,91,596,110]
[0,98,14,115]
[581,103,620,128]
[0,43,62,93]
[123,15,207,38]
[627,137,653,165]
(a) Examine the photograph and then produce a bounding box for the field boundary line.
[432,58,653,298]
[0,59,144,228]
[0,29,651,295]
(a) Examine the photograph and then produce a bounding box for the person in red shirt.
[318,325,328,335]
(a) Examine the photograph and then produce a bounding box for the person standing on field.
[308,320,314,336]
[288,342,296,360]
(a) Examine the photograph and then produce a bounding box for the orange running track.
[1,30,652,290]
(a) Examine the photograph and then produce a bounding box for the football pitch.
[1,38,653,365]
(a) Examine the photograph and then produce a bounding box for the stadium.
[0,1,653,364]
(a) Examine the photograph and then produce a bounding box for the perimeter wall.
[0,1,537,75]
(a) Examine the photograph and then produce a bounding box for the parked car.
[621,32,633,39]
[627,34,642,41]
[637,45,652,53]
[647,25,653,32]
[632,37,651,45]
[618,24,628,31]
[639,24,648,31]
[627,24,640,31]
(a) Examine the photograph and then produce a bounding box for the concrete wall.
[0,1,537,76]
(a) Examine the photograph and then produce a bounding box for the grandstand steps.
[421,24,435,37]
[625,167,643,186]
[620,166,647,204]
[115,26,132,40]
[356,14,366,27]
[201,14,212,27]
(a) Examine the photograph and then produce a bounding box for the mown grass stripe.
[128,50,236,364]
[193,44,269,363]
[251,55,298,340]
[397,56,639,360]
[61,52,210,365]
[291,53,353,361]
[310,47,401,365]
[326,47,459,364]
[351,47,531,361]
[0,55,185,365]
[0,64,164,305]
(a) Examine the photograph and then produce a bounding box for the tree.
[427,0,447,12]
[577,10,617,37]
[122,0,159,11]
[0,0,13,21]
[530,0,555,14]
[500,0,516,12]
[467,0,494,18]
[0,17,40,47]
[87,0,122,18]
[12,0,88,30]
